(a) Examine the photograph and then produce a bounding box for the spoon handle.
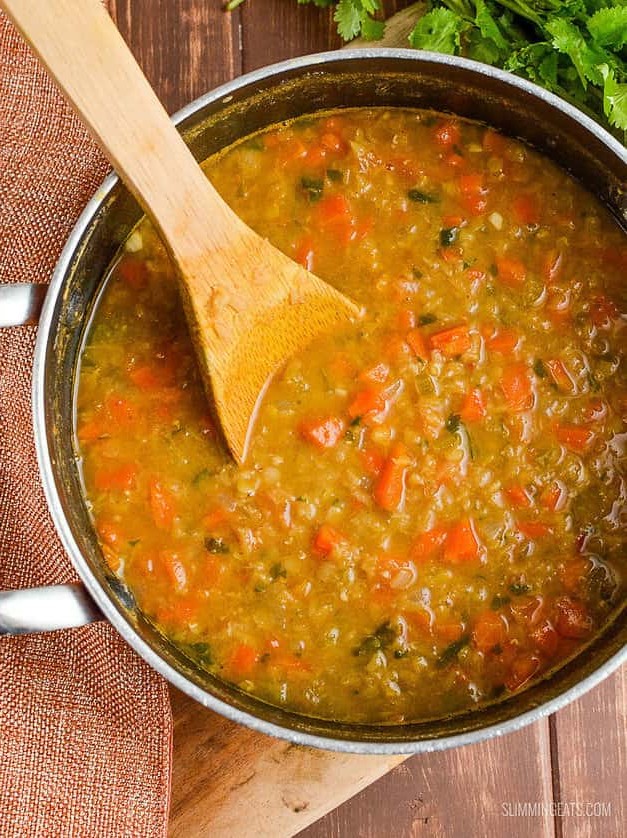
[2,0,241,261]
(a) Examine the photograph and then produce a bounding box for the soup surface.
[77,108,626,724]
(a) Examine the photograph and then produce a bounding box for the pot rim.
[33,47,627,754]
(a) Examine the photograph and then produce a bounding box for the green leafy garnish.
[408,188,439,203]
[300,176,325,202]
[436,635,470,668]
[445,413,462,433]
[440,226,459,247]
[205,537,229,554]
[533,359,547,378]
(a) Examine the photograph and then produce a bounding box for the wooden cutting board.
[167,6,429,836]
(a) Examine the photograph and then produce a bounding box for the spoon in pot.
[3,0,360,462]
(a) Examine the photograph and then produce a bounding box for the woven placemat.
[0,12,172,835]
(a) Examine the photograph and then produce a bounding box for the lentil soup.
[76,108,626,724]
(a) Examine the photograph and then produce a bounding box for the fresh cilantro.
[409,8,469,54]
[408,188,439,203]
[205,537,229,554]
[440,226,460,246]
[300,176,325,201]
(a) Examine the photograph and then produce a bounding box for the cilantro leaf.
[409,8,469,54]
[600,63,627,130]
[587,7,627,50]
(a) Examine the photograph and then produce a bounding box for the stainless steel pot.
[2,49,626,754]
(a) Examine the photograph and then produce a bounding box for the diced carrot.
[129,365,165,390]
[442,214,465,229]
[443,517,482,564]
[517,520,551,540]
[229,643,258,677]
[496,256,527,287]
[434,121,461,147]
[411,526,447,563]
[359,363,389,384]
[540,481,566,512]
[397,308,416,331]
[460,388,486,423]
[117,257,148,290]
[440,246,463,263]
[160,550,188,594]
[589,294,620,329]
[149,479,176,530]
[384,333,411,362]
[459,173,488,216]
[504,484,532,509]
[313,524,345,557]
[203,506,229,530]
[96,519,123,547]
[105,395,135,426]
[559,557,592,595]
[328,352,355,379]
[316,193,350,224]
[94,463,138,492]
[510,595,545,626]
[500,363,534,411]
[545,359,576,394]
[298,416,345,449]
[360,446,385,477]
[77,416,107,442]
[373,442,412,512]
[485,328,521,355]
[443,151,466,170]
[512,193,540,226]
[405,607,433,635]
[348,386,386,421]
[505,652,541,690]
[320,131,346,154]
[406,328,430,360]
[429,324,472,357]
[530,620,559,657]
[556,424,595,452]
[472,610,508,653]
[554,596,593,639]
[582,398,607,424]
[294,236,315,271]
[277,137,307,165]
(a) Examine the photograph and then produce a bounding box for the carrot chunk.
[485,328,521,355]
[149,480,176,530]
[517,520,551,540]
[94,463,137,492]
[429,325,472,357]
[512,194,540,226]
[229,643,258,677]
[496,256,527,288]
[434,120,460,147]
[459,388,486,423]
[406,328,430,360]
[459,173,488,216]
[556,424,595,452]
[504,484,532,509]
[411,526,447,563]
[505,652,541,690]
[554,596,593,639]
[298,416,345,449]
[374,442,412,512]
[472,610,508,653]
[500,363,534,411]
[313,524,345,557]
[443,517,482,564]
[358,362,390,385]
[348,387,385,420]
[531,621,559,657]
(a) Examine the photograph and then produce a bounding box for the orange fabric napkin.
[0,12,172,835]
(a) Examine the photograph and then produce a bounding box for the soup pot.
[1,49,626,754]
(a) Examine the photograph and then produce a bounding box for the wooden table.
[107,2,625,835]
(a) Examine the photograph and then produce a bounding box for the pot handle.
[0,584,104,635]
[1,286,105,635]
[0,283,48,327]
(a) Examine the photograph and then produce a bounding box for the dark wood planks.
[110,0,241,112]
[552,669,626,838]
[298,722,555,838]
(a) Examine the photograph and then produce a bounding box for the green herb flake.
[269,562,287,580]
[440,226,459,247]
[408,188,439,204]
[491,595,511,610]
[509,582,531,596]
[445,413,462,433]
[326,168,343,182]
[436,635,470,668]
[533,359,547,378]
[418,313,437,325]
[300,176,324,202]
[205,537,229,554]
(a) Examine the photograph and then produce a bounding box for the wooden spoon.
[3,0,359,462]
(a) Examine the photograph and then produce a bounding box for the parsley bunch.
[410,1,627,139]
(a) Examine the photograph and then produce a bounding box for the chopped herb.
[243,135,264,151]
[394,648,410,659]
[445,413,462,433]
[353,621,397,656]
[300,176,324,202]
[205,537,229,554]
[128,539,141,547]
[509,582,531,596]
[326,168,343,182]
[491,595,511,610]
[418,313,437,325]
[187,642,214,665]
[408,188,439,203]
[295,495,308,503]
[489,263,498,277]
[269,562,287,580]
[436,635,470,668]
[192,467,213,486]
[588,371,601,392]
[350,416,362,427]
[412,267,424,279]
[533,359,547,378]
[440,226,459,247]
